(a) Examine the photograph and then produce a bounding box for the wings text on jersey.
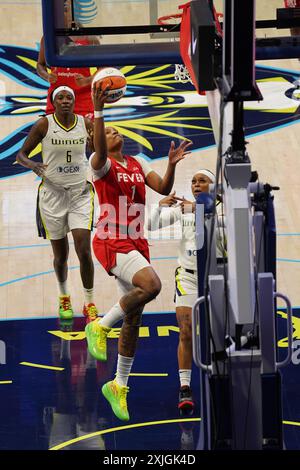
[51,137,86,146]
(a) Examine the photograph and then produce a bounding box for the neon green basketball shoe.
[85,319,111,361]
[59,295,74,320]
[102,380,130,421]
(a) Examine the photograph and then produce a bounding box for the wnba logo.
[0,340,6,364]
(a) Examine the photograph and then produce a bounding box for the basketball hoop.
[157,13,183,26]
[158,2,223,90]
[157,10,193,84]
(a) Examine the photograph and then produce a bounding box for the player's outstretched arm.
[16,118,48,177]
[36,37,57,84]
[146,192,181,232]
[145,139,192,195]
[90,85,110,171]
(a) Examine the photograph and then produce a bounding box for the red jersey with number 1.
[92,156,150,273]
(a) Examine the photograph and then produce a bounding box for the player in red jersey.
[284,0,300,38]
[284,0,300,7]
[85,86,192,421]
[37,1,100,119]
[37,36,99,119]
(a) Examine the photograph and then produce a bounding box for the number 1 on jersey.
[66,150,72,163]
[131,185,136,200]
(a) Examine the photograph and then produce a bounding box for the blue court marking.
[277,258,300,263]
[0,266,79,288]
[246,117,300,140]
[0,256,299,288]
[0,243,51,250]
[1,234,299,251]
[0,257,177,287]
[0,123,35,149]
[0,59,46,89]
[277,233,300,236]
[258,63,300,77]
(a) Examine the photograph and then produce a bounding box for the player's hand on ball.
[168,139,192,166]
[31,161,48,177]
[92,84,110,110]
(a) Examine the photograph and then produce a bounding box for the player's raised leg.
[86,258,161,421]
[101,266,161,421]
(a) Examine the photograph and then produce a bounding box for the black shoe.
[178,386,195,416]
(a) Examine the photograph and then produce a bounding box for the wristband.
[94,110,104,119]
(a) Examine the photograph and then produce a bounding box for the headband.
[52,86,75,102]
[194,169,216,183]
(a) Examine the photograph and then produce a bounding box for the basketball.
[92,67,127,103]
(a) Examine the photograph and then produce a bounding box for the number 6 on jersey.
[66,150,72,163]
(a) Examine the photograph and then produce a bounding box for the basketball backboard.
[42,0,184,67]
[42,0,300,68]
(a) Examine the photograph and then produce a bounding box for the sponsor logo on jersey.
[51,137,85,145]
[57,165,80,174]
[187,249,197,257]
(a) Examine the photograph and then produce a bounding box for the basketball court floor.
[0,0,300,450]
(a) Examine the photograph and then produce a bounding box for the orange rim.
[157,11,223,26]
[157,13,182,25]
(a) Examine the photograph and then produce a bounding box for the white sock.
[179,369,192,388]
[83,287,94,305]
[58,280,69,296]
[99,302,126,328]
[115,354,134,387]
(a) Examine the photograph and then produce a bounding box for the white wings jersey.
[41,114,88,188]
[147,203,224,271]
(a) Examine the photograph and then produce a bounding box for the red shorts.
[93,235,150,274]
[284,0,300,7]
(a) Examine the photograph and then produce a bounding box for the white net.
[157,12,192,84]
[174,63,192,83]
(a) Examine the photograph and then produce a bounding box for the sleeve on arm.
[134,156,154,178]
[147,205,181,231]
[88,153,111,180]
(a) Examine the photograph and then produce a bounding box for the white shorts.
[175,266,198,308]
[37,181,95,240]
[110,250,151,295]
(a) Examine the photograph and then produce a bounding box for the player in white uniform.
[148,169,224,414]
[16,86,98,323]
